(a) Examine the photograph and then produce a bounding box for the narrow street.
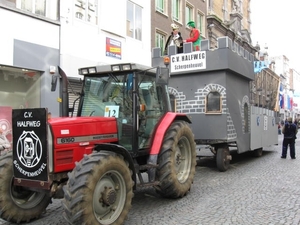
[1,134,300,225]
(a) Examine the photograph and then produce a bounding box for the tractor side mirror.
[156,67,169,85]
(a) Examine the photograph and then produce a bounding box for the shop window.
[206,91,221,113]
[0,66,41,109]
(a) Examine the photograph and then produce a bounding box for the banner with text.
[12,108,48,181]
[170,51,206,73]
[106,37,121,60]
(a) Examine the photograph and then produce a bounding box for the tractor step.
[138,164,159,171]
[137,181,160,188]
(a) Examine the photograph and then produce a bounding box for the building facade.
[207,0,255,53]
[0,0,151,119]
[0,0,60,116]
[151,0,207,55]
[151,0,256,55]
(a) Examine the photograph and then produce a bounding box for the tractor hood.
[48,116,119,149]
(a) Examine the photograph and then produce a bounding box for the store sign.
[106,37,121,60]
[12,108,48,181]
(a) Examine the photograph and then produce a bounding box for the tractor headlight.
[111,65,121,71]
[88,67,96,73]
[122,64,131,71]
[81,68,88,75]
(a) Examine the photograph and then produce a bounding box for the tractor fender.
[93,143,137,189]
[149,112,191,155]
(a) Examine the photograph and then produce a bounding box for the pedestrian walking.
[281,117,297,159]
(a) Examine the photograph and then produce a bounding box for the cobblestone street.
[1,134,300,225]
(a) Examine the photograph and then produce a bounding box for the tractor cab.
[75,63,171,152]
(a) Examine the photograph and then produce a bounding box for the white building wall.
[60,0,151,78]
[0,8,59,66]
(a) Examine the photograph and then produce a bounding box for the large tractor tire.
[0,151,51,223]
[155,121,196,198]
[62,151,134,225]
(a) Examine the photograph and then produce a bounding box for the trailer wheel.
[253,148,263,157]
[216,146,230,172]
[63,152,133,225]
[0,152,51,223]
[155,121,196,198]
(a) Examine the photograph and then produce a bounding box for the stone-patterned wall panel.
[241,95,250,134]
[169,83,227,115]
[227,108,237,139]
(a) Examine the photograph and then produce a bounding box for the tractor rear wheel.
[155,121,196,198]
[63,152,134,225]
[0,152,51,223]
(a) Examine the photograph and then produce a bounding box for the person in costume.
[164,23,183,55]
[183,21,201,51]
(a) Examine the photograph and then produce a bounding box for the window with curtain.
[9,0,59,20]
[196,11,205,36]
[156,0,166,13]
[155,31,166,55]
[127,1,142,41]
[185,4,193,25]
[74,0,98,24]
[172,0,181,22]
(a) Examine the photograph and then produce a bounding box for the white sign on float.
[170,51,206,73]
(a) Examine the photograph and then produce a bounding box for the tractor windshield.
[79,72,169,150]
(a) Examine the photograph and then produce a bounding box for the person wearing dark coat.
[164,23,183,55]
[281,117,297,159]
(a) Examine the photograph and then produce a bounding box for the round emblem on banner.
[16,131,42,168]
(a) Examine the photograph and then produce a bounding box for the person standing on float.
[183,21,201,51]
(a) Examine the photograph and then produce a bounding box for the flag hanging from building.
[279,83,284,109]
[254,61,269,73]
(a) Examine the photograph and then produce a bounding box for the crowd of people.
[164,21,201,55]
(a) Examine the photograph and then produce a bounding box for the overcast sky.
[251,0,300,72]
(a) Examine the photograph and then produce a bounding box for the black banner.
[12,108,48,181]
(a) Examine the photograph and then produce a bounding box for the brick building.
[151,0,256,55]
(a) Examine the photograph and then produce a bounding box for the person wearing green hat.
[183,21,201,51]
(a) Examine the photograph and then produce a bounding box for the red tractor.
[0,62,196,224]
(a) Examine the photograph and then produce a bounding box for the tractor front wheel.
[63,152,134,225]
[155,121,196,198]
[0,152,51,223]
